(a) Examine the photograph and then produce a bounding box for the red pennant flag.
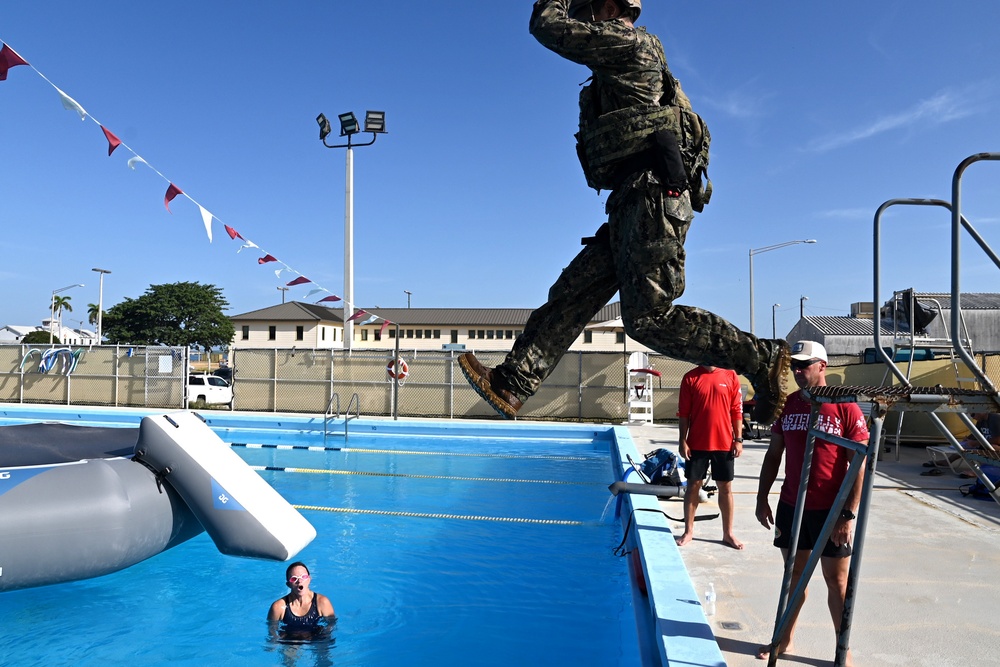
[164,183,183,213]
[286,276,311,286]
[258,254,277,265]
[347,309,368,322]
[224,224,243,240]
[318,295,341,303]
[380,319,390,337]
[0,44,29,81]
[101,126,122,156]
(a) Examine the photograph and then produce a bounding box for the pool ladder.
[323,392,360,442]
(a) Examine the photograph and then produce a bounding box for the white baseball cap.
[790,340,828,362]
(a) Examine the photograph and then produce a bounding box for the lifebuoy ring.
[387,358,409,380]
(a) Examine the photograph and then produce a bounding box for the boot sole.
[458,355,518,420]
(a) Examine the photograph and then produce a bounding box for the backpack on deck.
[639,448,684,487]
[960,464,1000,501]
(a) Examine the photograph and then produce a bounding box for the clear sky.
[2,1,1000,339]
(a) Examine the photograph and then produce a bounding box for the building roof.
[913,293,1000,310]
[802,316,895,336]
[231,301,623,326]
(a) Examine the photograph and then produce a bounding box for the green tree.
[52,295,73,318]
[87,303,99,326]
[21,330,59,345]
[103,282,235,351]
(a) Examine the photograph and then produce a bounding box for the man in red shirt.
[754,341,869,665]
[676,365,744,549]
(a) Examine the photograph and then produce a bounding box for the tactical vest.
[574,40,712,212]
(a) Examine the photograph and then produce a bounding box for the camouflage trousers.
[497,172,772,401]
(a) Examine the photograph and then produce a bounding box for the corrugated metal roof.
[913,293,1000,310]
[231,301,622,326]
[804,316,895,336]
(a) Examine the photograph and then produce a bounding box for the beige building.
[229,301,653,353]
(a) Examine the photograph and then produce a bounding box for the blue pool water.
[0,412,642,666]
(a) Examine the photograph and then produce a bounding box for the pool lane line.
[250,465,602,485]
[293,504,586,525]
[229,442,592,461]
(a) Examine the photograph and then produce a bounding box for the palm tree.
[53,295,73,338]
[87,303,99,326]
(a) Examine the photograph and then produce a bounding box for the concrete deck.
[627,422,1000,667]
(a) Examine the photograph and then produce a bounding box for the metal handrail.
[323,392,361,442]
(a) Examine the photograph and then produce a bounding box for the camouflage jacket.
[529,0,694,220]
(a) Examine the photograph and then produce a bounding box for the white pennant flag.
[198,206,214,243]
[236,240,259,253]
[127,156,147,170]
[306,288,324,297]
[55,86,87,120]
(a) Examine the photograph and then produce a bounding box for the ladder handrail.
[323,392,361,443]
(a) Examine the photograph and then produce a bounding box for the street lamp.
[772,303,780,339]
[50,283,84,344]
[748,239,817,334]
[404,290,412,308]
[91,268,111,343]
[278,286,289,303]
[800,295,809,319]
[317,110,387,351]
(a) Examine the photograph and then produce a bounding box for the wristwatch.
[839,508,856,521]
[733,437,743,443]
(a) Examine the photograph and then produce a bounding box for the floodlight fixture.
[338,112,360,136]
[316,113,332,141]
[364,110,386,134]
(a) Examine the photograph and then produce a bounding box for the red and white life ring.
[387,358,409,380]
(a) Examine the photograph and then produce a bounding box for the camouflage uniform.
[492,0,781,402]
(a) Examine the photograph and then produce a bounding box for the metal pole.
[92,268,110,343]
[393,324,401,420]
[749,250,755,334]
[772,303,780,339]
[344,146,355,352]
[800,295,808,319]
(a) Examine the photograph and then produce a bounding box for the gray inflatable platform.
[0,412,315,593]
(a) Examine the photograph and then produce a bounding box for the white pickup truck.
[187,374,234,406]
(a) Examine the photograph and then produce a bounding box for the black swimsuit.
[281,594,321,635]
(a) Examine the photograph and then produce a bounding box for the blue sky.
[2,1,1000,339]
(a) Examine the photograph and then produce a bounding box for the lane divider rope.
[230,442,592,461]
[293,504,585,525]
[251,465,600,485]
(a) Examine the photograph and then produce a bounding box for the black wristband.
[840,508,856,521]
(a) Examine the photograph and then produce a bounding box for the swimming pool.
[0,405,724,667]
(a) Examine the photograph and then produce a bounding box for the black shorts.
[684,450,735,483]
[773,500,852,558]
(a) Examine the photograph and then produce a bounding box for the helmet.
[568,0,641,21]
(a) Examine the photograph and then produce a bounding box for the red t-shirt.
[771,390,870,509]
[677,366,742,452]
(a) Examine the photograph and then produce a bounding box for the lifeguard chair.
[626,352,661,423]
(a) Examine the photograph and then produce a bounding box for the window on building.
[241,325,249,340]
[433,330,441,339]
[468,329,475,339]
[478,330,485,339]
[415,329,423,339]
[451,330,458,344]
[322,327,326,341]
[505,330,513,339]
[362,328,369,341]
[389,329,396,338]
[296,326,304,341]
[486,330,494,339]
[406,329,414,339]
[584,330,593,344]
[268,325,276,340]
[616,332,625,345]
[374,329,382,341]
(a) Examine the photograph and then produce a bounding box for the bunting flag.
[0,37,398,334]
[55,86,86,120]
[198,205,214,242]
[0,43,28,81]
[380,320,391,337]
[164,183,183,213]
[101,126,122,156]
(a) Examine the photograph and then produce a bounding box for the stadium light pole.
[748,240,817,335]
[50,283,84,344]
[277,286,289,304]
[800,295,809,319]
[404,290,412,308]
[91,268,111,343]
[316,110,387,351]
[772,303,780,339]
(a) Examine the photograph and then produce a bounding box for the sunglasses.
[288,574,311,584]
[790,358,822,370]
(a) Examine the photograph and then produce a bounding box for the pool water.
[0,428,641,667]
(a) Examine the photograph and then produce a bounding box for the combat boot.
[749,340,790,425]
[458,353,524,419]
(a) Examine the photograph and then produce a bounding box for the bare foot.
[722,535,744,550]
[675,531,694,546]
[756,641,792,660]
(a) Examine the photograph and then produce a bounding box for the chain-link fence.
[0,344,188,408]
[226,348,700,422]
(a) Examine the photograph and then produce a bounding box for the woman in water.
[267,561,336,640]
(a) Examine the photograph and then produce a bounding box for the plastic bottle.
[704,582,716,616]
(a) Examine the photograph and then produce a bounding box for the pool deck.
[626,421,1000,667]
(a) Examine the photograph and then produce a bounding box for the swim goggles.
[288,574,311,584]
